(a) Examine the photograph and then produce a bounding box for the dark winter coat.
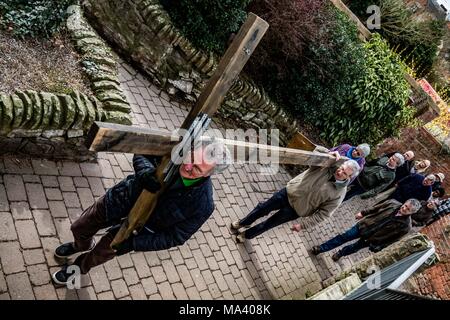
[105,155,214,251]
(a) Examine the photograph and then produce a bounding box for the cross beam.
[87,13,269,248]
[87,121,342,167]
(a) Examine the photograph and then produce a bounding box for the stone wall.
[81,0,299,145]
[0,90,105,161]
[0,5,131,161]
[405,216,450,299]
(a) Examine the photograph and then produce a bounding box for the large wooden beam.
[181,13,269,129]
[87,122,341,167]
[95,13,269,248]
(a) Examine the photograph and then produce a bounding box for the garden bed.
[0,29,91,96]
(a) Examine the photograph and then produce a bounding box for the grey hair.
[393,153,405,167]
[200,139,232,174]
[406,198,421,213]
[426,174,437,183]
[343,159,361,180]
[356,143,371,157]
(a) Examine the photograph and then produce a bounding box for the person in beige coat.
[230,148,361,242]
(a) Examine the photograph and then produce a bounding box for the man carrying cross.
[51,141,231,285]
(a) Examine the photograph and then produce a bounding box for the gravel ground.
[0,29,92,95]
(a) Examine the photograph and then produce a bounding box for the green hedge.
[160,0,250,53]
[0,0,77,38]
[345,0,445,77]
[322,34,415,145]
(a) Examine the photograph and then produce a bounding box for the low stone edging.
[0,5,131,161]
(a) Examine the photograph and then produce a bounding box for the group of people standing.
[231,143,448,261]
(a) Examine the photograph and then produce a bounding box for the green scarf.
[181,176,203,187]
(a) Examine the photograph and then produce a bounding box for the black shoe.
[311,245,322,255]
[332,252,342,262]
[54,241,95,259]
[52,266,75,286]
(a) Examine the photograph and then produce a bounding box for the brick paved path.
[0,61,373,300]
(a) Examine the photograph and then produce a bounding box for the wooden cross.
[86,13,341,248]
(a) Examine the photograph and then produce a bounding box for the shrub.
[160,0,250,53]
[321,34,415,145]
[0,0,77,38]
[345,0,445,77]
[245,2,366,127]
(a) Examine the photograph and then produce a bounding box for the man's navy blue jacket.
[390,173,432,203]
[105,155,214,252]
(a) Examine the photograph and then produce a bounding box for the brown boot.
[311,245,322,255]
[332,252,342,262]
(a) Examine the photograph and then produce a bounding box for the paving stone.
[98,159,116,179]
[33,284,58,300]
[0,185,9,211]
[90,266,111,293]
[77,188,94,210]
[130,252,151,278]
[0,242,25,274]
[77,286,97,300]
[104,259,122,281]
[68,208,83,223]
[157,282,175,300]
[172,282,188,300]
[6,272,34,299]
[31,159,58,175]
[41,176,58,187]
[58,176,75,191]
[186,287,201,300]
[41,237,61,267]
[54,218,72,244]
[16,220,41,249]
[0,212,17,240]
[0,269,6,293]
[148,293,162,300]
[80,163,103,177]
[114,154,133,172]
[141,277,158,296]
[9,202,32,220]
[161,260,180,284]
[129,283,147,300]
[4,175,27,201]
[102,178,116,189]
[48,201,68,218]
[97,291,114,300]
[111,279,129,299]
[23,175,41,183]
[117,253,134,269]
[112,166,124,179]
[150,266,167,284]
[74,177,89,187]
[63,192,81,208]
[23,249,46,265]
[58,162,82,176]
[27,264,50,286]
[176,265,194,288]
[87,177,105,197]
[123,268,139,286]
[3,157,33,174]
[26,183,48,209]
[45,188,63,200]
